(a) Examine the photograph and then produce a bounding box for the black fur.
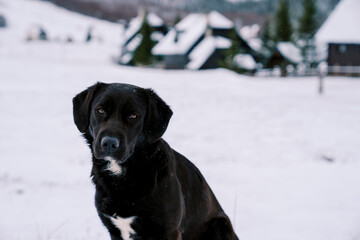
[73,82,239,240]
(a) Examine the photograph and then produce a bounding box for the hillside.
[44,0,341,25]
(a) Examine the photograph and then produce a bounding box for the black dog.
[73,82,238,240]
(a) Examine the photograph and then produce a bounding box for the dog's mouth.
[93,142,133,165]
[94,149,129,164]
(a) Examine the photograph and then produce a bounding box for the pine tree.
[298,0,318,67]
[132,13,156,66]
[261,19,274,49]
[298,0,318,39]
[219,28,243,70]
[275,0,293,42]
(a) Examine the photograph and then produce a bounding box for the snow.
[125,34,142,52]
[124,17,142,43]
[239,24,260,40]
[152,11,232,56]
[277,42,303,64]
[208,11,234,29]
[316,0,360,44]
[238,24,262,52]
[0,0,121,44]
[233,54,257,70]
[1,1,360,240]
[119,53,133,65]
[152,13,207,55]
[187,36,231,70]
[247,37,262,52]
[147,12,164,27]
[124,12,164,43]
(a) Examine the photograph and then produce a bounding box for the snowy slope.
[1,1,360,240]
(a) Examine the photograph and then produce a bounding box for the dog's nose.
[101,136,119,154]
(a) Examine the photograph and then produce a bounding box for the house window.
[338,44,347,53]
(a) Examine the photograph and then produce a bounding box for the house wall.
[266,51,290,77]
[212,28,231,38]
[328,43,360,76]
[200,49,223,70]
[164,55,188,69]
[328,43,360,66]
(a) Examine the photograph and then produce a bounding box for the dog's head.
[73,82,172,164]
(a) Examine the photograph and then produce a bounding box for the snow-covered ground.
[1,0,360,239]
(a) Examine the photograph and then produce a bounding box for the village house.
[316,0,360,76]
[237,24,267,63]
[266,42,303,77]
[118,12,166,65]
[152,11,233,69]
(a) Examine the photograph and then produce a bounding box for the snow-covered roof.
[151,31,164,42]
[152,13,207,55]
[147,12,164,27]
[187,36,231,70]
[247,38,262,52]
[152,11,233,56]
[233,54,257,70]
[277,42,303,64]
[316,0,360,44]
[125,12,164,43]
[208,11,234,29]
[119,53,133,65]
[125,34,142,52]
[239,24,260,40]
[124,17,142,43]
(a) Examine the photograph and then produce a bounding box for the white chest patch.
[110,215,136,240]
[104,156,123,175]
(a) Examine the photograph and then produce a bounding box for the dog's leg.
[199,217,238,240]
[166,229,182,240]
[110,233,122,240]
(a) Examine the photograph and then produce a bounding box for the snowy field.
[1,0,360,239]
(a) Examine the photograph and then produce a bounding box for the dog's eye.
[97,108,106,115]
[128,114,137,120]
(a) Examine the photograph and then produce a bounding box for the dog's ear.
[73,82,106,133]
[143,89,173,143]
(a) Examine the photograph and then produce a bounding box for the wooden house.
[315,0,360,76]
[266,42,303,76]
[118,12,166,65]
[152,11,233,69]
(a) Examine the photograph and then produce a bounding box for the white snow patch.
[247,37,262,52]
[147,12,164,28]
[152,13,207,55]
[126,34,142,52]
[208,11,234,29]
[124,12,164,43]
[233,54,257,70]
[239,24,260,40]
[277,42,303,64]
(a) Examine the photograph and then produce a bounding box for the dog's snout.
[101,136,120,154]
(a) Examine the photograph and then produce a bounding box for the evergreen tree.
[298,0,318,39]
[219,28,242,70]
[275,0,293,42]
[298,0,318,67]
[261,19,274,49]
[132,13,155,66]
